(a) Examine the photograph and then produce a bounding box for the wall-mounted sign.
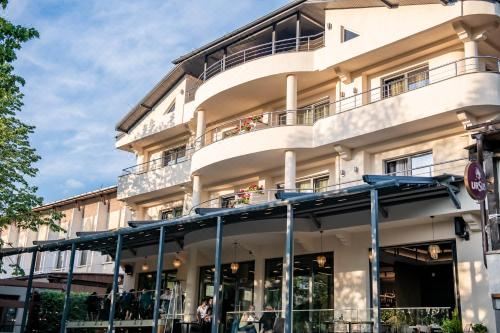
[464,161,487,201]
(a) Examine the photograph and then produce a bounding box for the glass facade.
[137,269,177,292]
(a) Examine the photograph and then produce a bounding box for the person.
[100,286,112,320]
[139,289,153,319]
[197,298,210,333]
[259,305,276,333]
[86,292,99,321]
[121,289,135,320]
[160,288,172,315]
[238,305,257,333]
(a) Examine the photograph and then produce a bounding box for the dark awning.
[0,175,462,257]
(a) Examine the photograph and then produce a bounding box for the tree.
[0,1,62,273]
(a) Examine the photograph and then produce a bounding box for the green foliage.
[32,291,89,333]
[472,323,488,333]
[441,309,463,333]
[0,1,64,271]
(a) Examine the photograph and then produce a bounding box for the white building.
[2,1,500,332]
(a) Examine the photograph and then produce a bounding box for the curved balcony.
[191,56,500,175]
[186,32,324,102]
[118,148,194,202]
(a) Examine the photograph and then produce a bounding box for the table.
[324,320,374,333]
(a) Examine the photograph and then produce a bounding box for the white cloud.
[64,178,84,189]
[6,0,288,202]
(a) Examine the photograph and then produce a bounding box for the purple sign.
[464,161,487,201]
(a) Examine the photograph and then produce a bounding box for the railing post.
[152,226,166,333]
[203,56,207,82]
[307,36,310,51]
[20,249,37,333]
[59,243,77,333]
[243,50,246,63]
[284,204,295,333]
[272,24,276,54]
[370,189,381,333]
[107,234,123,333]
[212,217,224,333]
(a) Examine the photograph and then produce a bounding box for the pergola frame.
[3,175,462,333]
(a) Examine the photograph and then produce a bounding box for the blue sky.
[6,0,288,203]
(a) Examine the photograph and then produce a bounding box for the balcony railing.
[189,158,468,213]
[193,56,499,150]
[186,32,325,100]
[226,307,451,333]
[121,147,193,176]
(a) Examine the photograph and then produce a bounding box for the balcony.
[186,32,325,102]
[191,56,500,174]
[190,158,470,214]
[117,149,193,202]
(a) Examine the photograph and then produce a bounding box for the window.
[55,251,65,269]
[164,101,175,115]
[220,195,236,208]
[34,252,43,272]
[298,98,330,124]
[264,253,333,314]
[277,175,330,192]
[382,66,429,98]
[159,207,183,220]
[313,176,329,193]
[163,145,187,167]
[79,250,89,266]
[341,26,360,43]
[385,152,433,177]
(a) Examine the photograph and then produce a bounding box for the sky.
[6,0,288,203]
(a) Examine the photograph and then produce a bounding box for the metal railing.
[189,157,468,213]
[186,32,325,100]
[226,307,451,333]
[193,56,499,150]
[121,147,193,176]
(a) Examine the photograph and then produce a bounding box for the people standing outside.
[160,288,172,316]
[197,298,210,333]
[86,292,99,321]
[259,305,276,333]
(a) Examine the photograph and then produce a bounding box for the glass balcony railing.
[226,307,451,333]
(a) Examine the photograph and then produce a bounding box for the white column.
[253,252,265,312]
[464,39,479,72]
[192,175,202,211]
[284,150,296,191]
[286,74,297,125]
[184,248,199,321]
[195,109,206,149]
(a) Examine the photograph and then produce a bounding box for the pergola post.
[212,216,224,333]
[370,189,381,332]
[284,204,294,333]
[107,234,123,333]
[59,243,77,333]
[153,226,166,333]
[272,24,276,54]
[20,249,37,333]
[295,12,301,51]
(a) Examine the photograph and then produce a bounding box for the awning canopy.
[0,174,462,257]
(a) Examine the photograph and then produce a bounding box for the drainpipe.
[477,134,489,267]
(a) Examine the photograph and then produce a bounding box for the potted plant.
[441,310,463,333]
[471,323,487,333]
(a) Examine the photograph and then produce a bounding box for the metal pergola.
[0,175,462,333]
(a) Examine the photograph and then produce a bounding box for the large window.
[34,252,43,272]
[382,66,429,98]
[79,250,89,266]
[283,175,330,193]
[264,252,333,311]
[385,152,433,177]
[199,261,255,324]
[55,251,65,270]
[163,145,187,166]
[159,207,183,220]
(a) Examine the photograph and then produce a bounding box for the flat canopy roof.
[0,175,462,258]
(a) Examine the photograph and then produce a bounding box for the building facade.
[1,1,500,332]
[113,0,500,331]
